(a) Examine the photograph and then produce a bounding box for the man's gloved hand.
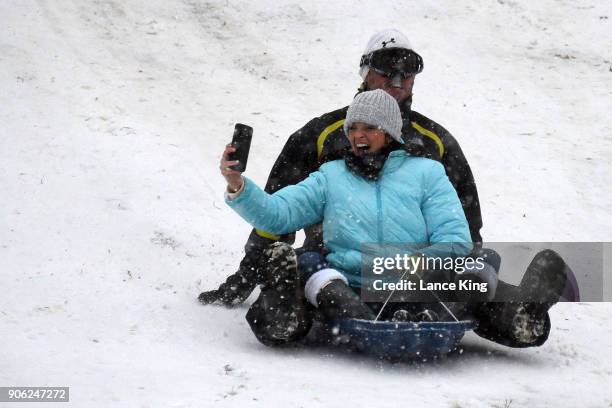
[198,251,261,306]
[198,231,282,306]
[198,226,295,307]
[198,275,256,306]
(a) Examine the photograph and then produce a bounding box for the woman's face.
[348,122,389,156]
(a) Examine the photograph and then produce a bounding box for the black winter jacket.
[247,100,482,251]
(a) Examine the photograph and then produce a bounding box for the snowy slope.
[1,0,611,407]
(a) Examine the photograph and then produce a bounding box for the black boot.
[473,250,567,347]
[474,301,552,347]
[391,309,415,322]
[316,280,376,321]
[519,249,568,305]
[415,309,440,322]
[245,243,312,346]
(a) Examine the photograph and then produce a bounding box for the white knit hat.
[359,29,415,79]
[343,89,402,142]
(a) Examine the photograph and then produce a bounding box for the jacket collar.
[344,144,408,181]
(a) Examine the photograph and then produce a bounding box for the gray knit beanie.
[343,89,402,143]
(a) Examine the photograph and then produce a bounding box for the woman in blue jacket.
[221,90,473,344]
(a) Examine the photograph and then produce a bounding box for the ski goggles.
[360,48,424,78]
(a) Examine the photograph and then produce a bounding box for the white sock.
[304,268,348,307]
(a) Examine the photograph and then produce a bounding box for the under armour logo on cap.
[359,29,417,79]
[381,38,396,47]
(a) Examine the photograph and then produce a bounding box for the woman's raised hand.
[220,144,244,193]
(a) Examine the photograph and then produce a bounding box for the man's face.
[364,70,415,104]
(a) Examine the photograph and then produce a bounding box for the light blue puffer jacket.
[226,150,472,286]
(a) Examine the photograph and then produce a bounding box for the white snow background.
[1,0,611,407]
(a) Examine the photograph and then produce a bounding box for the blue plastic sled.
[332,318,477,361]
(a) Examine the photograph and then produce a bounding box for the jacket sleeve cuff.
[225,177,245,201]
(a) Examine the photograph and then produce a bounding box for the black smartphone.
[228,123,253,172]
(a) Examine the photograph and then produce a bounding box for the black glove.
[198,250,261,306]
[198,231,278,306]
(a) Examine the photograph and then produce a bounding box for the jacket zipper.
[376,181,383,244]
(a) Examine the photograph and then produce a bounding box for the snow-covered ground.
[1,0,611,407]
